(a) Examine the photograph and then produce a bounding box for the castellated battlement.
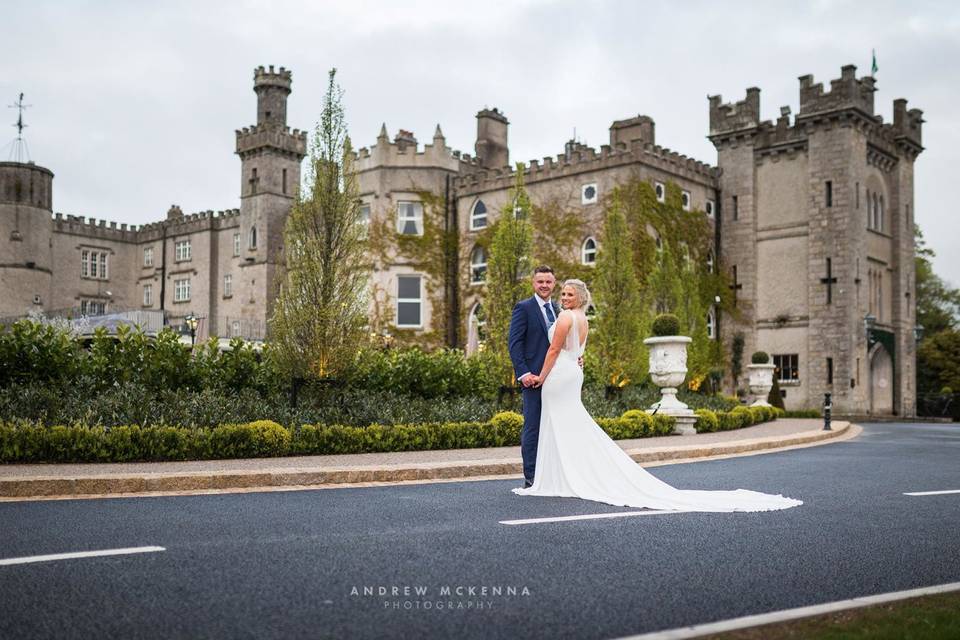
[454,136,717,193]
[235,124,307,158]
[891,98,924,149]
[355,124,461,172]
[52,212,140,241]
[709,87,761,136]
[798,64,875,117]
[254,65,292,90]
[52,206,243,243]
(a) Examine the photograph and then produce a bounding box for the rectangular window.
[233,233,241,256]
[81,249,109,280]
[143,247,153,267]
[396,275,422,327]
[732,195,739,221]
[282,168,288,195]
[175,239,191,262]
[80,299,106,316]
[827,357,834,385]
[397,201,423,236]
[825,181,833,207]
[81,250,89,278]
[231,320,242,338]
[855,182,860,209]
[223,274,233,298]
[773,354,800,383]
[174,278,191,302]
[143,284,152,306]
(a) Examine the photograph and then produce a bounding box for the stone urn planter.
[643,334,697,436]
[747,351,775,407]
[746,364,776,407]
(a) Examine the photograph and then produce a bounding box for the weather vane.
[6,92,32,162]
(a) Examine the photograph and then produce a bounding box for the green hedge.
[0,404,788,464]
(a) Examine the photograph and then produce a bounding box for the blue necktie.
[544,302,556,327]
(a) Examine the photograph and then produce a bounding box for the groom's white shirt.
[518,294,554,384]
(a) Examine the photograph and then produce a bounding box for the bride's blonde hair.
[563,279,592,309]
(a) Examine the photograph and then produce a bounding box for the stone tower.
[234,65,306,323]
[0,161,54,317]
[709,64,923,416]
[474,108,509,169]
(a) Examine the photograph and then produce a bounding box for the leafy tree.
[917,330,960,394]
[915,225,960,335]
[593,197,644,384]
[485,165,534,386]
[269,69,367,381]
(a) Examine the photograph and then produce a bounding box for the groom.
[508,265,561,488]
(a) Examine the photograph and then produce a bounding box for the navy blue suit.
[508,295,560,483]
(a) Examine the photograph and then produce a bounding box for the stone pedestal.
[644,335,697,435]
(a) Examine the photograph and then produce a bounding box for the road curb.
[0,422,853,500]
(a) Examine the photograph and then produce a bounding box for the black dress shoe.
[523,480,533,489]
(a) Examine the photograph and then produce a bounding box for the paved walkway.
[0,419,856,499]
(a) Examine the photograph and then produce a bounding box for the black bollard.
[823,392,832,431]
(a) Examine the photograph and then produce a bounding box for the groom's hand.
[520,374,536,388]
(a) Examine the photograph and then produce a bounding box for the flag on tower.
[871,49,878,76]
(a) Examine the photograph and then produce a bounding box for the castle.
[0,64,922,415]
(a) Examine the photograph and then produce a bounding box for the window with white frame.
[249,226,258,249]
[681,190,691,211]
[773,353,799,383]
[143,247,153,267]
[470,200,487,230]
[469,303,487,343]
[223,274,233,298]
[175,239,191,262]
[706,307,716,339]
[80,299,107,316]
[706,199,715,218]
[706,249,715,273]
[80,249,109,280]
[581,237,597,265]
[654,182,665,203]
[581,183,598,205]
[233,233,241,256]
[470,246,487,284]
[359,203,371,227]
[174,278,191,302]
[397,201,423,236]
[231,320,242,338]
[143,284,152,307]
[396,275,423,327]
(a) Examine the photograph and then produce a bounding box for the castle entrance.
[869,342,893,415]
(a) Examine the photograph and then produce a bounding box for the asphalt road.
[2,422,958,640]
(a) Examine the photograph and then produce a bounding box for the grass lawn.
[703,590,960,639]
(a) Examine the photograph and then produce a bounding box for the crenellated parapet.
[253,65,292,90]
[355,124,461,172]
[708,88,761,138]
[235,124,307,160]
[798,65,875,119]
[53,207,243,243]
[52,212,141,241]
[453,137,718,194]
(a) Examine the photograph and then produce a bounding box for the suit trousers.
[520,384,542,483]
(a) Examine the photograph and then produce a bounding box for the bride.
[512,279,802,513]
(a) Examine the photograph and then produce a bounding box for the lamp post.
[864,313,876,346]
[914,324,925,342]
[184,313,198,347]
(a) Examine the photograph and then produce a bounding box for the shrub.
[621,409,653,436]
[651,313,681,337]
[751,351,770,364]
[694,409,719,433]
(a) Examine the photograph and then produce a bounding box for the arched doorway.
[869,342,893,415]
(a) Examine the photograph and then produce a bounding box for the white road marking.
[500,509,688,525]
[615,581,960,640]
[0,546,165,567]
[904,489,960,496]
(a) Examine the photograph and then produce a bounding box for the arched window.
[706,249,715,273]
[581,237,597,265]
[466,303,487,356]
[706,307,716,339]
[470,245,487,284]
[470,200,487,230]
[871,193,879,230]
[249,226,257,249]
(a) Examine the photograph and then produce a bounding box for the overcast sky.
[4,0,958,287]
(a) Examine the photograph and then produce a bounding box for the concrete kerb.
[0,422,855,501]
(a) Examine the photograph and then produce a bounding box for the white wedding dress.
[512,310,802,512]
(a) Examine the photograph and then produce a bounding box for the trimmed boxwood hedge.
[0,406,784,464]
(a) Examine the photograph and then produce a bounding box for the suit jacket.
[508,295,561,382]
